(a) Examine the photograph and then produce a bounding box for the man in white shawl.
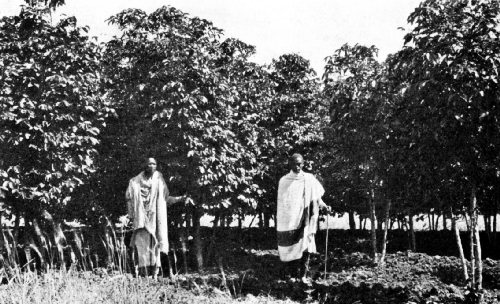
[277,153,329,281]
[126,157,189,278]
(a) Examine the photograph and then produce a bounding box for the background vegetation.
[1,0,500,302]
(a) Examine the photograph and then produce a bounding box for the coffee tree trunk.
[493,209,497,247]
[470,187,483,303]
[369,189,377,262]
[452,213,468,282]
[238,212,243,229]
[379,199,391,265]
[409,213,416,251]
[193,207,204,270]
[213,213,220,228]
[475,226,483,290]
[483,216,490,233]
[348,211,356,230]
[443,213,448,231]
[483,216,491,245]
[434,214,440,231]
[264,212,271,228]
[469,213,476,287]
[179,228,189,274]
[205,210,220,266]
[14,210,21,240]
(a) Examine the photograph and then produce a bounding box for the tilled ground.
[164,228,500,304]
[178,248,500,304]
[3,228,500,303]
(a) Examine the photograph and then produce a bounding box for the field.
[2,1,500,303]
[1,228,500,304]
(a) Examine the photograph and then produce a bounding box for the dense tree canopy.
[390,0,500,218]
[92,7,276,226]
[0,1,499,271]
[0,7,112,219]
[322,44,387,218]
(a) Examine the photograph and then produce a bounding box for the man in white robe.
[125,157,188,278]
[277,153,329,280]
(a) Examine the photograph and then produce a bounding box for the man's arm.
[166,195,192,207]
[125,181,134,218]
[318,198,331,212]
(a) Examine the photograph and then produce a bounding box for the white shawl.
[277,171,324,262]
[126,171,170,253]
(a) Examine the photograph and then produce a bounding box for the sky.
[0,0,422,74]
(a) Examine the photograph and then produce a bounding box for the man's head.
[144,157,157,175]
[289,153,304,174]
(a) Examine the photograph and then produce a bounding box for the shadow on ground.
[158,227,500,304]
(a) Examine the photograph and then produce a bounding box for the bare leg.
[131,246,139,277]
[300,251,311,284]
[166,253,175,279]
[152,266,159,280]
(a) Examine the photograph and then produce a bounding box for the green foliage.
[0,7,112,217]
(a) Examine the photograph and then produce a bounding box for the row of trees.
[0,0,325,266]
[1,0,500,297]
[319,1,500,296]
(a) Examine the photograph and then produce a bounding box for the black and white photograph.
[0,0,499,303]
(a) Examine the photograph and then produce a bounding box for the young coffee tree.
[0,6,112,223]
[101,6,273,268]
[252,54,324,228]
[392,0,500,299]
[323,44,393,264]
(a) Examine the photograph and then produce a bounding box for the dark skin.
[142,157,194,205]
[290,156,304,174]
[144,158,157,178]
[289,155,331,212]
[284,154,329,282]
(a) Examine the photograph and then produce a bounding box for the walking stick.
[324,211,330,281]
[324,210,330,281]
